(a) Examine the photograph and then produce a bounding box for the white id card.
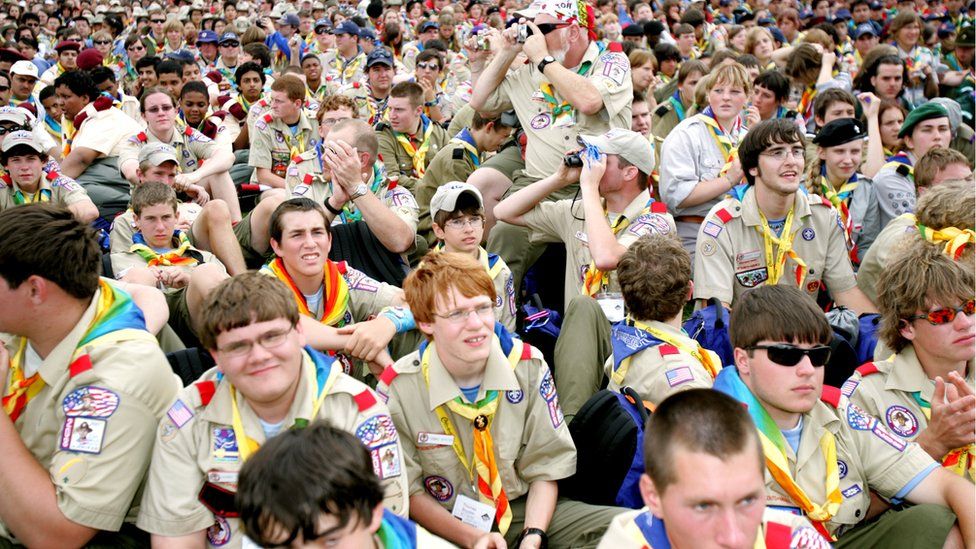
[417,432,455,446]
[451,494,495,532]
[597,294,626,323]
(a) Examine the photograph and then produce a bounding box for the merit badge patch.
[212,427,240,462]
[370,443,401,480]
[801,228,816,241]
[208,516,232,547]
[166,399,194,428]
[539,369,556,401]
[425,475,454,502]
[735,267,768,288]
[628,213,671,236]
[62,386,120,418]
[837,460,848,479]
[356,414,399,449]
[846,403,877,431]
[666,366,694,387]
[60,418,107,454]
[506,389,524,404]
[792,526,831,549]
[547,396,564,428]
[702,221,724,238]
[530,112,552,130]
[885,405,919,437]
[841,484,862,498]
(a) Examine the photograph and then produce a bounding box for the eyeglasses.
[444,216,484,230]
[435,303,495,324]
[760,146,806,162]
[217,327,292,357]
[321,116,351,126]
[907,299,975,326]
[746,344,832,367]
[94,39,112,45]
[220,41,240,47]
[416,61,441,71]
[0,125,25,135]
[145,104,175,113]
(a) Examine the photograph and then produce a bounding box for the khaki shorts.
[481,144,525,183]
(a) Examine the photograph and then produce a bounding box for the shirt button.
[413,360,420,366]
[855,509,861,517]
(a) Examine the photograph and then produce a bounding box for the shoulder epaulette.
[262,113,273,123]
[354,389,377,411]
[650,201,668,214]
[452,148,464,160]
[855,362,880,376]
[195,380,217,406]
[336,260,348,274]
[69,354,93,378]
[658,344,680,356]
[654,104,670,117]
[375,121,391,132]
[521,341,533,361]
[378,365,400,387]
[714,208,734,223]
[820,385,842,408]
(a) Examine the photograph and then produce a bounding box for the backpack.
[824,308,881,387]
[681,298,734,368]
[559,387,652,509]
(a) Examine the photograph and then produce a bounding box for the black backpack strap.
[166,348,216,387]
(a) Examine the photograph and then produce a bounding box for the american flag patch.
[167,399,194,428]
[62,386,120,418]
[841,379,859,397]
[666,367,694,387]
[703,221,724,238]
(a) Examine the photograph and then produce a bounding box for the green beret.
[898,102,949,138]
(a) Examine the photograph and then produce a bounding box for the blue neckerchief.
[634,510,671,548]
[305,345,337,395]
[455,127,477,147]
[730,183,749,201]
[45,113,62,134]
[669,90,686,121]
[886,152,913,166]
[610,322,665,374]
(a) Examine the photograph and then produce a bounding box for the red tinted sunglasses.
[907,299,975,326]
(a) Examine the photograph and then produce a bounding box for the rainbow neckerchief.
[263,257,350,327]
[130,231,199,267]
[696,106,742,180]
[375,506,420,548]
[82,279,149,345]
[917,223,975,260]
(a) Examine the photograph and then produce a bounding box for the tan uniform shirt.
[320,49,367,87]
[856,213,916,304]
[604,321,716,405]
[693,186,857,306]
[0,285,179,538]
[119,123,221,175]
[523,191,677,306]
[0,173,89,211]
[480,42,633,181]
[375,118,450,191]
[597,507,829,549]
[248,111,319,181]
[137,360,409,548]
[285,153,420,234]
[844,347,974,480]
[767,398,937,536]
[66,105,142,159]
[377,338,577,508]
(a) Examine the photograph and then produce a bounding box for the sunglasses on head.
[0,125,25,135]
[907,299,975,326]
[747,344,832,367]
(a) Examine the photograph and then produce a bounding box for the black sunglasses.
[94,39,112,45]
[0,86,9,92]
[746,344,832,367]
[535,22,570,35]
[151,18,165,23]
[220,41,240,47]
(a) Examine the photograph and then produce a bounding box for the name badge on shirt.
[207,470,239,485]
[418,432,455,446]
[596,293,625,323]
[452,494,495,532]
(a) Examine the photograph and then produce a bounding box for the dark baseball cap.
[332,19,360,35]
[366,47,394,67]
[197,30,219,43]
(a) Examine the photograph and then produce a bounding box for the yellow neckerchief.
[798,86,817,122]
[2,339,44,423]
[330,49,365,83]
[696,107,742,181]
[755,207,807,286]
[820,173,858,253]
[281,120,310,159]
[229,350,340,461]
[393,116,434,177]
[911,383,976,478]
[611,317,720,385]
[917,224,975,260]
[581,200,656,296]
[421,337,522,535]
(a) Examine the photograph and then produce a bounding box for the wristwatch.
[349,183,369,200]
[537,55,556,74]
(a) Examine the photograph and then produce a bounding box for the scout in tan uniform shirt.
[56,70,141,179]
[377,252,624,549]
[137,273,408,549]
[605,235,720,405]
[0,205,179,547]
[693,119,875,314]
[714,285,974,546]
[0,130,98,222]
[428,182,516,332]
[496,128,675,416]
[846,237,975,480]
[249,75,320,189]
[286,118,418,258]
[375,81,449,192]
[597,389,829,549]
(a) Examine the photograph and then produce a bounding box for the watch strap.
[324,196,343,215]
[515,528,548,549]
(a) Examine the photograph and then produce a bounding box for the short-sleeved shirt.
[856,213,917,304]
[844,348,975,480]
[872,154,917,229]
[377,337,577,508]
[119,123,221,175]
[693,186,857,306]
[523,191,677,306]
[480,42,633,181]
[604,320,717,404]
[65,105,142,159]
[285,153,420,234]
[136,357,409,548]
[767,398,936,537]
[320,50,367,87]
[375,118,450,191]
[0,172,89,211]
[415,137,482,244]
[248,111,319,180]
[0,284,179,539]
